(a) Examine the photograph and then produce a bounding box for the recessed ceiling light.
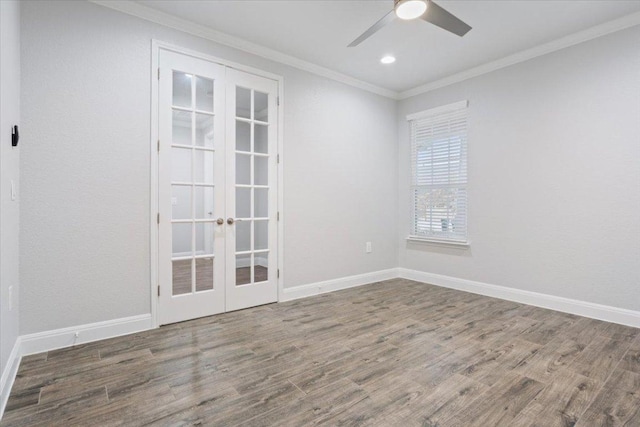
[395,0,428,20]
[380,55,396,64]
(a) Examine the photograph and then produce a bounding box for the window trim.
[406,100,468,121]
[407,100,469,245]
[406,236,470,247]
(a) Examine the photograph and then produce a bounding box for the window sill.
[406,237,470,248]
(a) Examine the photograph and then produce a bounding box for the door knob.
[216,218,224,225]
[227,218,234,225]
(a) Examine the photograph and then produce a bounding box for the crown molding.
[88,0,399,99]
[399,11,640,100]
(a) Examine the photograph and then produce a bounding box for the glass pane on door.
[255,188,268,218]
[195,76,214,112]
[236,221,251,252]
[255,253,268,283]
[172,185,191,220]
[234,87,270,287]
[236,188,251,218]
[172,110,192,145]
[172,259,192,295]
[236,121,251,152]
[195,257,214,292]
[194,150,215,184]
[172,223,192,256]
[172,71,192,108]
[254,91,268,122]
[255,124,268,154]
[195,113,214,148]
[194,186,214,220]
[171,148,191,182]
[254,220,268,250]
[236,87,251,119]
[236,254,252,285]
[236,154,251,185]
[195,223,215,256]
[254,156,268,186]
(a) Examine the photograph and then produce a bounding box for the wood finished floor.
[3,279,639,426]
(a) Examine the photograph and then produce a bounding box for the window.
[408,100,468,244]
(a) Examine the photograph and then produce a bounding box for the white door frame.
[150,40,285,328]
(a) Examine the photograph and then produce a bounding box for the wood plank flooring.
[2,279,639,426]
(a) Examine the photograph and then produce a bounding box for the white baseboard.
[281,268,399,302]
[398,268,640,328]
[20,314,154,357]
[0,337,21,419]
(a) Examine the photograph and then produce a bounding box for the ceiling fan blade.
[421,1,472,37]
[348,10,396,47]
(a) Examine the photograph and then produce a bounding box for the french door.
[158,50,278,325]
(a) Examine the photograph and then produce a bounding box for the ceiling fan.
[348,0,472,47]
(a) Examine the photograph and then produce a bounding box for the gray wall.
[20,1,398,334]
[0,0,21,405]
[398,26,640,311]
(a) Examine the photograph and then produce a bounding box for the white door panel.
[225,69,279,312]
[159,51,226,325]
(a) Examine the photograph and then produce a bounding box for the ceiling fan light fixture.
[395,0,428,20]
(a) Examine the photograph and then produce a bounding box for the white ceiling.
[135,0,640,93]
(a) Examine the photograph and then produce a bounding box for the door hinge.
[277,154,280,164]
[157,285,160,296]
[277,96,280,106]
[157,139,160,152]
[277,269,280,278]
[157,68,160,80]
[277,211,280,221]
[157,213,160,224]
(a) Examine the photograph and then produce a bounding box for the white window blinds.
[408,100,468,243]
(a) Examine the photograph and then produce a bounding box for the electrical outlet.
[8,286,13,311]
[366,242,372,253]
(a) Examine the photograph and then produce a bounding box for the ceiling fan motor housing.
[394,0,429,20]
[394,0,428,8]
